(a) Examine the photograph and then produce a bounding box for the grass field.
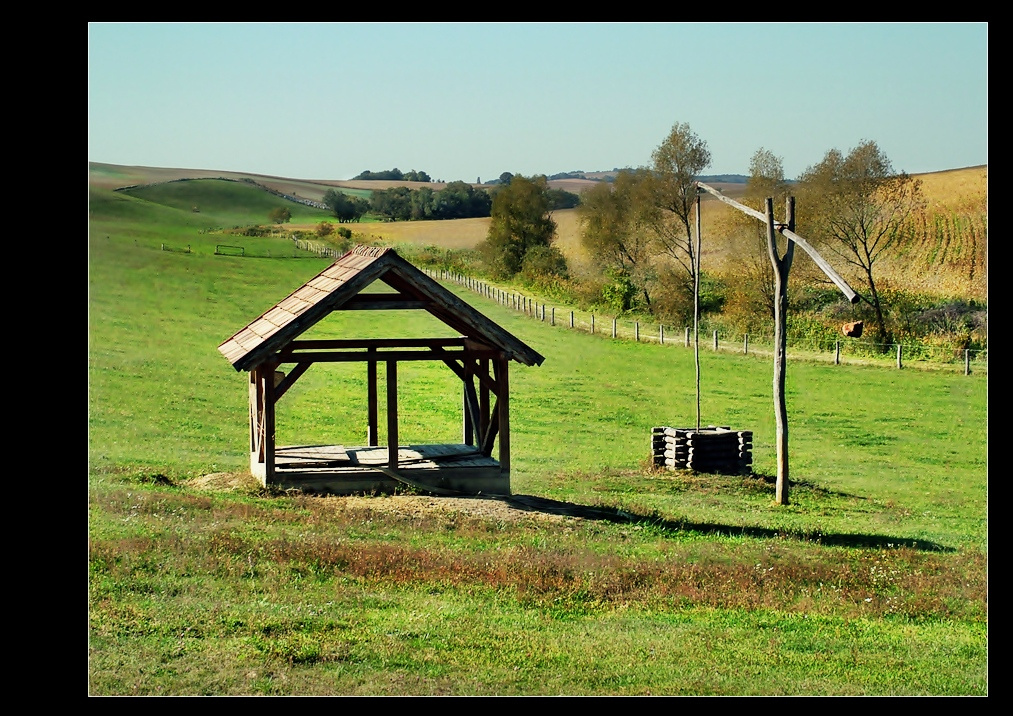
[88,165,987,695]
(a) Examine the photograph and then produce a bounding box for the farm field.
[88,165,987,695]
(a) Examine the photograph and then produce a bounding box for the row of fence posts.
[429,269,981,375]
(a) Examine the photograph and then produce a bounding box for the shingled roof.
[218,245,545,371]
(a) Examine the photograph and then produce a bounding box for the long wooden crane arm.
[696,182,860,304]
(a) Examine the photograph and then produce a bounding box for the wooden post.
[685,327,690,347]
[660,324,664,344]
[744,333,748,355]
[767,197,795,506]
[897,344,903,369]
[551,307,555,326]
[591,314,595,334]
[463,357,474,445]
[387,360,398,470]
[570,311,574,328]
[965,349,970,375]
[480,358,490,441]
[497,358,510,476]
[635,322,639,342]
[695,192,702,430]
[367,348,378,446]
[713,330,718,351]
[612,317,617,339]
[264,362,277,485]
[835,341,840,365]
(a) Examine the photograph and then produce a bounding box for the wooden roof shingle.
[218,245,545,371]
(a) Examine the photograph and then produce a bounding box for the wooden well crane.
[695,182,860,505]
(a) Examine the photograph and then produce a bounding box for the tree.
[546,187,580,210]
[268,206,291,224]
[724,149,792,326]
[649,123,712,286]
[798,140,923,344]
[322,189,368,223]
[403,169,431,182]
[433,181,492,219]
[480,175,557,278]
[369,186,412,221]
[578,168,658,310]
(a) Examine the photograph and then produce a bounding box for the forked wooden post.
[767,198,794,505]
[695,184,860,506]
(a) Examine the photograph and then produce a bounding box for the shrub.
[599,271,640,314]
[268,207,291,224]
[520,245,569,284]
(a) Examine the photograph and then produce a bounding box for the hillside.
[90,162,987,299]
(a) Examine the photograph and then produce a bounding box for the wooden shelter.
[218,245,544,495]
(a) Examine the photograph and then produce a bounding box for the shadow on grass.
[497,493,953,553]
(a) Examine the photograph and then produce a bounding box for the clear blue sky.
[88,22,988,182]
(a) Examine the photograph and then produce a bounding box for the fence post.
[685,327,690,347]
[965,349,970,376]
[713,330,718,351]
[570,311,574,328]
[835,341,840,365]
[744,333,748,355]
[660,325,664,344]
[896,344,903,369]
[541,304,545,322]
[591,314,595,334]
[635,322,639,342]
[612,317,617,339]
[551,307,555,326]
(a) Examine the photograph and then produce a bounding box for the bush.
[599,272,640,314]
[520,245,569,285]
[268,207,291,224]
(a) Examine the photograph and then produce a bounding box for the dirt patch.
[185,472,628,526]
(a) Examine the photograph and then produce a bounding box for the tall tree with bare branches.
[798,140,923,345]
[648,123,712,289]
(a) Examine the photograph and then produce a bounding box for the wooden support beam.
[387,360,398,470]
[463,363,481,447]
[339,294,431,310]
[480,358,490,441]
[274,361,310,401]
[432,346,501,396]
[263,362,277,484]
[463,358,473,446]
[249,369,259,455]
[276,349,497,364]
[497,358,510,474]
[480,401,500,457]
[288,338,466,350]
[367,349,378,446]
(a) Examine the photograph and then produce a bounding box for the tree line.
[323,182,580,224]
[477,121,947,350]
[352,168,432,182]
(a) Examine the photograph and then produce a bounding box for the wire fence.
[426,268,987,376]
